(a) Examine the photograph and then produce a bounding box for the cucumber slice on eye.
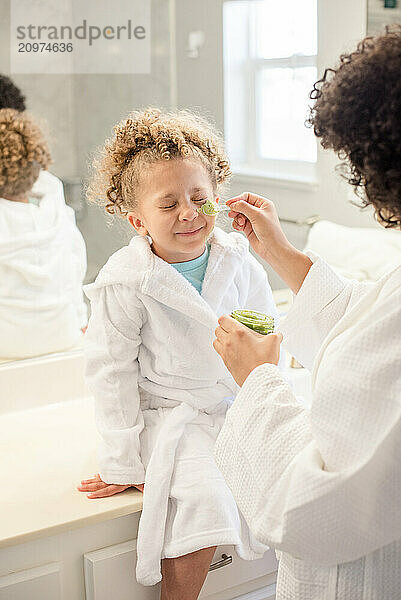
[230,309,275,335]
[197,199,220,216]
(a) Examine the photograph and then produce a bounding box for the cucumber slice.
[197,199,220,216]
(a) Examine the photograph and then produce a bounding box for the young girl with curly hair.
[77,107,281,598]
[0,108,87,359]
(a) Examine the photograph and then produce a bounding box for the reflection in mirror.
[0,99,88,363]
[0,0,170,366]
[0,0,170,365]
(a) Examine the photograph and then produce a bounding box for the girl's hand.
[76,473,144,498]
[213,316,283,387]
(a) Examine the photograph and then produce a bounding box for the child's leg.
[160,546,217,600]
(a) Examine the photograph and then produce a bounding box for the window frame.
[223,0,318,184]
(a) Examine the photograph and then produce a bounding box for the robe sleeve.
[214,355,401,566]
[83,283,145,485]
[215,262,401,566]
[281,251,377,370]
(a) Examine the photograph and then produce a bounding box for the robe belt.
[135,401,212,586]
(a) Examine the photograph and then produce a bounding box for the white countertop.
[0,396,143,549]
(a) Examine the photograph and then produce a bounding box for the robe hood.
[87,226,250,290]
[84,226,252,332]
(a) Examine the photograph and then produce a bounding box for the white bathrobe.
[83,226,280,586]
[0,170,88,359]
[214,251,401,600]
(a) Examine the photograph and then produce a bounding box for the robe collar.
[138,226,248,328]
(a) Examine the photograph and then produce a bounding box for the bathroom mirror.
[0,0,172,364]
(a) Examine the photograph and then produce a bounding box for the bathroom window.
[223,0,318,182]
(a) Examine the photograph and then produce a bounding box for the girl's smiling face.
[127,158,217,263]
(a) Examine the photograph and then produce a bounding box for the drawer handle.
[208,553,233,572]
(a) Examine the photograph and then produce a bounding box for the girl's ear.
[127,211,149,236]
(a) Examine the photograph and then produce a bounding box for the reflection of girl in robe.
[0,108,88,360]
[78,108,281,598]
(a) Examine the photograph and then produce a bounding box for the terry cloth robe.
[83,226,281,586]
[0,170,88,359]
[214,251,401,600]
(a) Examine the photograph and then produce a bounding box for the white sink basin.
[0,349,90,415]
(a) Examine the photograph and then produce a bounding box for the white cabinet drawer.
[0,563,61,600]
[84,540,159,600]
[84,540,277,600]
[199,546,278,598]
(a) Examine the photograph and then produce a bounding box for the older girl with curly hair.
[213,25,401,600]
[0,108,87,359]
[77,107,281,598]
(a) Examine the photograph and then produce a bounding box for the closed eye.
[162,199,207,209]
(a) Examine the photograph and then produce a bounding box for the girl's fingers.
[77,481,107,491]
[81,474,100,483]
[87,485,127,498]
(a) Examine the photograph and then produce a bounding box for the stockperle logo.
[10,0,150,74]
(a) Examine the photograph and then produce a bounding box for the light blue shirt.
[171,243,210,294]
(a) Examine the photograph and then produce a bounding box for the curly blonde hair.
[0,108,51,198]
[87,107,232,217]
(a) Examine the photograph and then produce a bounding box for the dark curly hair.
[0,75,26,111]
[307,25,401,228]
